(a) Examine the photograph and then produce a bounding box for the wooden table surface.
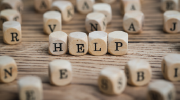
[1,0,180,100]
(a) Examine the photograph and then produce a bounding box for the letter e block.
[34,0,52,13]
[76,0,95,14]
[161,0,178,12]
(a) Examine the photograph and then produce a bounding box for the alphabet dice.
[123,11,144,34]
[108,31,128,55]
[0,56,17,83]
[43,11,62,35]
[76,0,95,14]
[89,31,107,56]
[101,0,116,3]
[125,59,152,86]
[161,0,178,12]
[52,1,74,23]
[68,32,88,55]
[93,3,112,24]
[147,80,176,100]
[49,60,72,86]
[85,12,106,33]
[98,67,127,95]
[18,76,43,100]
[49,31,67,55]
[3,21,22,45]
[34,0,52,13]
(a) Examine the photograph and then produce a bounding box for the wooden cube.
[49,60,72,86]
[0,56,17,83]
[123,11,144,34]
[89,31,107,56]
[68,32,88,55]
[101,0,116,3]
[18,76,43,100]
[52,1,74,23]
[34,0,52,13]
[49,31,67,55]
[161,0,178,12]
[98,67,127,95]
[43,11,62,35]
[108,31,128,55]
[147,80,176,100]
[3,21,22,45]
[76,0,95,14]
[125,59,152,86]
[85,12,106,33]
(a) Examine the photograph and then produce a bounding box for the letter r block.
[125,59,152,86]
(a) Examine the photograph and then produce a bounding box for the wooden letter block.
[123,11,144,34]
[0,56,17,83]
[34,0,52,13]
[161,0,178,12]
[125,59,152,86]
[18,76,43,100]
[49,60,72,86]
[52,1,74,22]
[148,80,176,100]
[0,9,21,30]
[3,21,22,45]
[76,0,95,14]
[68,32,88,55]
[163,11,180,34]
[98,67,127,95]
[43,11,62,35]
[49,31,67,55]
[108,31,128,55]
[93,3,112,24]
[85,12,106,33]
[101,0,116,3]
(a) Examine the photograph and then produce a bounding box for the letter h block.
[125,59,152,86]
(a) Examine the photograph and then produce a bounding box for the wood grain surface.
[1,0,180,100]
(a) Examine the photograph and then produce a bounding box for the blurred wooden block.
[101,0,116,3]
[98,67,127,95]
[93,3,112,24]
[3,21,21,45]
[18,76,43,100]
[108,31,128,55]
[52,1,74,22]
[89,31,107,55]
[76,0,95,14]
[123,11,144,34]
[161,0,178,12]
[148,80,176,100]
[49,31,67,55]
[85,12,106,33]
[49,60,72,86]
[0,56,17,83]
[34,0,52,13]
[43,11,62,35]
[68,32,88,55]
[125,59,152,86]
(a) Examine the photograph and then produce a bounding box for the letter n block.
[125,59,152,86]
[49,60,72,86]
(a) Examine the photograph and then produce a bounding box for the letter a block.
[147,80,176,100]
[18,76,43,100]
[108,31,128,55]
[0,56,17,83]
[3,21,22,45]
[125,59,152,86]
[98,67,127,95]
[161,0,178,12]
[76,0,95,14]
[34,0,52,13]
[49,31,67,55]
[68,32,88,55]
[49,60,72,86]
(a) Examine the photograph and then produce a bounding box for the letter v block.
[49,60,72,86]
[0,56,17,83]
[125,59,152,86]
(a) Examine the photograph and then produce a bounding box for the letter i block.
[49,60,72,86]
[3,21,22,45]
[147,80,176,100]
[125,59,152,86]
[18,76,43,100]
[49,31,67,55]
[161,0,178,12]
[123,11,144,34]
[108,31,128,55]
[68,32,88,55]
[0,56,17,83]
[34,0,52,13]
[98,67,127,95]
[76,0,95,14]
